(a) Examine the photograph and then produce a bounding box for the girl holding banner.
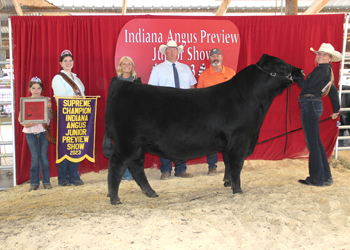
[52,50,85,186]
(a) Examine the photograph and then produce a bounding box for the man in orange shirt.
[197,48,236,174]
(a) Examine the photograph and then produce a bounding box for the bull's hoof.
[223,180,232,187]
[110,197,122,205]
[233,188,243,194]
[143,190,158,198]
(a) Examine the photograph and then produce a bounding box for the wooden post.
[122,0,127,15]
[216,0,233,16]
[12,0,23,16]
[285,0,298,15]
[304,0,331,15]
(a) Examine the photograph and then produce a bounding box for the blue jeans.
[160,157,186,175]
[300,97,332,186]
[207,153,218,169]
[122,168,133,179]
[26,132,51,186]
[57,159,81,185]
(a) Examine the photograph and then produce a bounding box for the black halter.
[255,64,294,82]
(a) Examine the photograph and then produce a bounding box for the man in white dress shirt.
[148,40,196,180]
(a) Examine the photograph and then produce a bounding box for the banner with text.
[56,97,98,163]
[115,19,240,83]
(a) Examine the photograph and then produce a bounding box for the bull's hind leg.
[128,149,158,198]
[230,158,244,194]
[222,152,232,187]
[108,152,128,205]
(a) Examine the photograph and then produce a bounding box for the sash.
[58,72,83,97]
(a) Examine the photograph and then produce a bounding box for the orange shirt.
[197,65,236,88]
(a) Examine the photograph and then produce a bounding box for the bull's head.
[256,54,304,84]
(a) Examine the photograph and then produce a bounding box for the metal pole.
[8,17,16,186]
[335,13,349,159]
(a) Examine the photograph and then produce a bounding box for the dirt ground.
[1,155,350,250]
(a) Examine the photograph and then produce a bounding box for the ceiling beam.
[12,0,24,16]
[304,0,331,15]
[122,0,127,15]
[216,0,232,16]
[19,0,58,9]
[1,5,348,15]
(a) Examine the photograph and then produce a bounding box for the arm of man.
[187,65,197,88]
[148,67,159,86]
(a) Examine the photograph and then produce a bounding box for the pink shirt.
[22,123,47,134]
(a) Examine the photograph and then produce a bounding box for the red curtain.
[11,14,345,184]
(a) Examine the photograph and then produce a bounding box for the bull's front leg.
[223,150,245,194]
[230,160,244,194]
[108,153,126,205]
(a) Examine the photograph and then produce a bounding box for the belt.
[300,94,315,98]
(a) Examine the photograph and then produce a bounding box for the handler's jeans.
[206,153,218,169]
[122,168,133,180]
[300,97,333,186]
[160,157,186,175]
[57,159,82,185]
[26,132,51,186]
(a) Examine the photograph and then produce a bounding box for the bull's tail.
[102,131,113,158]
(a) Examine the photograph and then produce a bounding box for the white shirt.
[148,60,197,89]
[52,70,85,100]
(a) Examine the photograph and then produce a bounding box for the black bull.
[104,54,304,205]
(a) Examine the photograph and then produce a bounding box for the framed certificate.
[19,97,50,124]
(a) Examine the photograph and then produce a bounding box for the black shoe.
[298,179,309,185]
[298,179,325,187]
[325,179,333,186]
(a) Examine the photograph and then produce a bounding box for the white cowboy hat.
[310,43,342,62]
[159,40,184,55]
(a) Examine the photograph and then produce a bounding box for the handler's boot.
[160,172,170,180]
[175,172,193,178]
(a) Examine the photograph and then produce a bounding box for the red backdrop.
[11,14,344,184]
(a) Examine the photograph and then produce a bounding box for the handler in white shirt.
[148,40,196,180]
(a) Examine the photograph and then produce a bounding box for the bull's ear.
[257,54,268,67]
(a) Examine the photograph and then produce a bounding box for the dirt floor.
[0,156,350,250]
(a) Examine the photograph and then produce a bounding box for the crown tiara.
[61,49,72,56]
[30,76,42,83]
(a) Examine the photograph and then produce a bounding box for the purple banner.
[56,97,97,163]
